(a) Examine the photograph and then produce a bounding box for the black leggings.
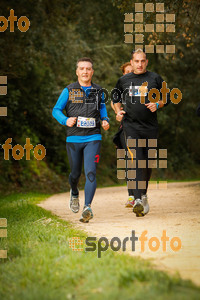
[66,140,101,206]
[123,128,158,199]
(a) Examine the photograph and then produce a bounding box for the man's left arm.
[145,75,170,112]
[100,92,109,131]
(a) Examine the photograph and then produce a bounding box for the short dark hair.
[76,57,93,68]
[131,48,147,60]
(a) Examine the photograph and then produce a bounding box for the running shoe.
[79,205,93,223]
[141,194,149,215]
[133,195,149,217]
[69,189,80,213]
[125,196,135,207]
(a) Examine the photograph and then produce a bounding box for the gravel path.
[38,181,200,286]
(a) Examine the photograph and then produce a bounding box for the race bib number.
[129,86,148,97]
[77,116,96,128]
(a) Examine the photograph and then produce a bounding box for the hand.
[102,120,109,131]
[66,117,77,127]
[116,110,125,122]
[145,103,157,112]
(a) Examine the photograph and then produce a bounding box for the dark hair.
[120,62,132,74]
[76,57,93,68]
[131,48,147,60]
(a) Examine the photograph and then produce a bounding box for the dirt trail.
[38,182,200,286]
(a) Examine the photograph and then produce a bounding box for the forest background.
[0,0,199,193]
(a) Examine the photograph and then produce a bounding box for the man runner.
[113,49,170,217]
[52,57,109,222]
[112,62,135,207]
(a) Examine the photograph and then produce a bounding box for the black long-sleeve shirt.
[113,71,170,131]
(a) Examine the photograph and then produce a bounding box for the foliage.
[0,0,200,192]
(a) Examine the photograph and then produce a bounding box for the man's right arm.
[52,88,77,127]
[52,88,69,125]
[112,79,126,122]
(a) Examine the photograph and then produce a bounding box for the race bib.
[129,86,148,97]
[77,116,96,128]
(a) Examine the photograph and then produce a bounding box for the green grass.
[0,193,200,300]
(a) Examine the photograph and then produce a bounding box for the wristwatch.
[156,102,160,110]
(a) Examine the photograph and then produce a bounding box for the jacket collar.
[74,81,96,89]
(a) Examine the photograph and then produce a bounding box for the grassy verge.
[0,193,199,300]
